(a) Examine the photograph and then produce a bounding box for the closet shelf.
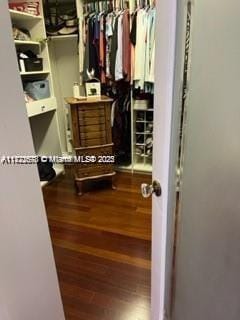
[27,97,57,118]
[134,108,154,112]
[20,70,50,76]
[41,166,64,188]
[133,163,152,173]
[48,35,78,40]
[136,120,153,123]
[136,154,152,158]
[9,9,43,22]
[14,40,40,46]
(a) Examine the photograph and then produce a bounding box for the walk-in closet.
[8,0,157,319]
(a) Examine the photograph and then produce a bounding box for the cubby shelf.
[48,34,78,40]
[14,40,40,45]
[26,97,56,118]
[9,9,43,21]
[20,70,50,76]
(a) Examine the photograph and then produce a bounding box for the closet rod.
[83,0,129,3]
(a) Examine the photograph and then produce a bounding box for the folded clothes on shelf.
[12,26,31,41]
[146,136,153,148]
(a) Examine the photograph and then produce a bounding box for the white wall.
[49,38,80,154]
[0,2,65,319]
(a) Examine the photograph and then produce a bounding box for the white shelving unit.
[9,1,64,187]
[133,107,154,172]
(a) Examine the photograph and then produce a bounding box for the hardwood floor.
[43,171,152,320]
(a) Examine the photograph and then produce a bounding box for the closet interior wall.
[48,37,79,154]
[44,0,83,154]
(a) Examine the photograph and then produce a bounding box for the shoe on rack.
[146,136,153,148]
[136,135,144,144]
[58,26,78,35]
[145,123,153,133]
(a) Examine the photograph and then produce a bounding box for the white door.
[149,0,186,319]
[152,0,240,318]
[172,0,240,319]
[148,0,195,318]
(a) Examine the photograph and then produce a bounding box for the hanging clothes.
[134,8,148,90]
[111,81,132,165]
[144,7,156,83]
[122,9,131,81]
[130,5,156,91]
[99,12,106,83]
[115,13,124,81]
[83,7,131,83]
[105,12,115,78]
[110,15,118,79]
[83,13,100,81]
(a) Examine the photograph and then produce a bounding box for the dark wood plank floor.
[43,171,152,320]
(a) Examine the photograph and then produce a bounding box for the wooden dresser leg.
[75,180,83,196]
[111,176,117,190]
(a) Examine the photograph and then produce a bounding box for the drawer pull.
[41,105,46,111]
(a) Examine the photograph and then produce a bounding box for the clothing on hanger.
[82,1,155,90]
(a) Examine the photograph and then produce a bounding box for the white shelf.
[133,163,152,173]
[136,120,153,123]
[136,153,152,158]
[20,70,50,76]
[27,97,57,118]
[136,132,153,135]
[48,34,78,40]
[14,40,40,45]
[9,9,43,22]
[41,166,64,188]
[134,108,154,112]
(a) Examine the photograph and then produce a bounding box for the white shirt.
[134,9,148,89]
[115,14,124,81]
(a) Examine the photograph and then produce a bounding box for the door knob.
[141,180,162,198]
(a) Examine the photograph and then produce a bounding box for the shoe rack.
[133,108,154,173]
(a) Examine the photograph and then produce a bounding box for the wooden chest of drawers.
[66,96,116,195]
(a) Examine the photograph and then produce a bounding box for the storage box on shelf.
[9,0,40,16]
[9,9,42,21]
